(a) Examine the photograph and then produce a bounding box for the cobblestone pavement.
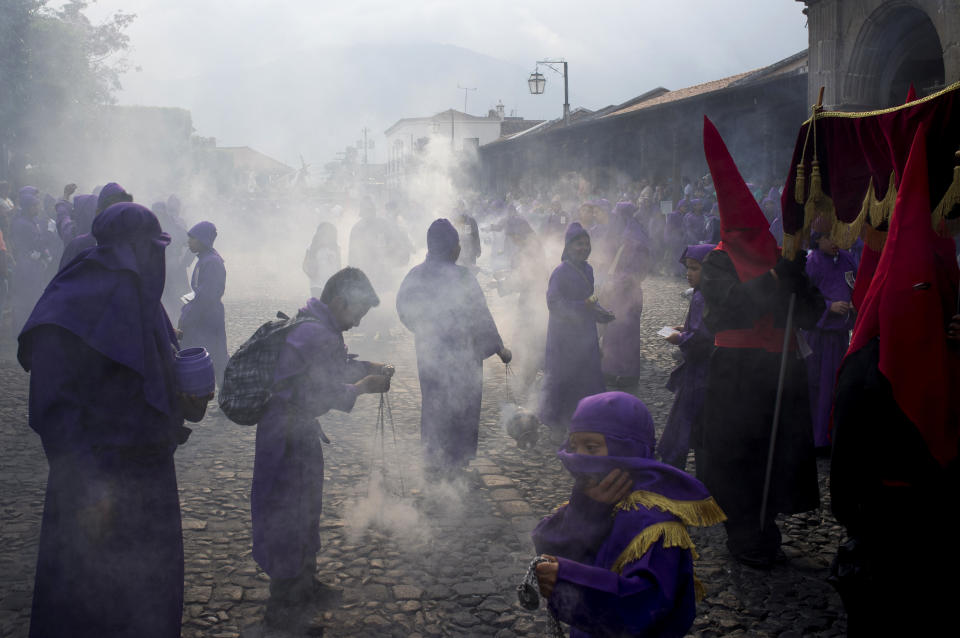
[0,274,847,637]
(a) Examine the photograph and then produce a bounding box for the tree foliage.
[0,0,135,177]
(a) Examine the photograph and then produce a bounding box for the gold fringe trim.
[553,500,569,513]
[610,521,699,574]
[782,232,801,260]
[801,81,960,124]
[933,161,960,237]
[612,491,727,527]
[861,223,888,253]
[610,521,708,602]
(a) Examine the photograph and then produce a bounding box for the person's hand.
[498,347,512,364]
[829,300,851,315]
[585,294,598,307]
[583,468,633,504]
[180,391,214,423]
[174,328,184,340]
[535,555,559,599]
[948,314,960,345]
[673,325,684,331]
[63,183,77,198]
[666,331,682,345]
[356,374,391,394]
[379,364,395,378]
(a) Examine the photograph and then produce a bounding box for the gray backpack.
[218,312,318,425]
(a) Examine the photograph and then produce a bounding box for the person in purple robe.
[658,244,716,471]
[17,202,211,638]
[532,391,726,637]
[538,223,612,443]
[251,268,391,624]
[59,183,133,271]
[600,202,651,391]
[802,231,857,450]
[152,200,191,318]
[8,192,51,332]
[665,201,687,277]
[396,219,510,476]
[682,200,705,246]
[178,221,229,385]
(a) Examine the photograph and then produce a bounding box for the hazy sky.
[79,0,809,166]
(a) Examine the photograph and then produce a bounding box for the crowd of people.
[5,114,959,637]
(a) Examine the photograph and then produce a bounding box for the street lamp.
[528,60,569,126]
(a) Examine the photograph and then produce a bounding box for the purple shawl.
[188,221,217,249]
[679,244,716,265]
[18,203,179,417]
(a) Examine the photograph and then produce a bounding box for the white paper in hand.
[180,291,196,305]
[658,326,678,338]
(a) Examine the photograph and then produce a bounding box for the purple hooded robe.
[396,219,504,470]
[251,298,374,580]
[657,245,716,470]
[538,224,606,434]
[179,221,228,384]
[802,245,858,447]
[600,203,651,380]
[532,392,725,638]
[58,195,100,271]
[17,203,187,638]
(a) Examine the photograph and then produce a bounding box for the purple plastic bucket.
[175,347,216,396]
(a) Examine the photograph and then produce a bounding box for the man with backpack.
[248,267,392,626]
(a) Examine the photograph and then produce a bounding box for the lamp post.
[528,60,569,126]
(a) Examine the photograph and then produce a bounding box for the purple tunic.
[600,223,650,378]
[538,259,605,432]
[802,248,858,447]
[658,290,714,469]
[251,299,372,579]
[17,203,186,638]
[179,247,228,384]
[682,211,705,246]
[532,393,724,638]
[396,220,503,470]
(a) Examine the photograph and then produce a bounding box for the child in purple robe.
[802,231,857,450]
[17,203,211,638]
[532,392,726,637]
[658,244,716,470]
[396,219,510,475]
[538,223,611,443]
[178,221,229,385]
[252,268,392,625]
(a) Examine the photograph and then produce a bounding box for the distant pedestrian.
[303,221,341,298]
[17,202,211,638]
[397,219,510,477]
[538,223,611,443]
[178,221,229,385]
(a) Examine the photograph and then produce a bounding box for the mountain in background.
[119,42,578,167]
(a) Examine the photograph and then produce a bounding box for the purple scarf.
[18,203,179,417]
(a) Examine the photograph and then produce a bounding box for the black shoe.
[733,550,775,570]
[307,580,343,609]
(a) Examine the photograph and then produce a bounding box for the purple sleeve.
[276,323,361,415]
[465,273,503,358]
[180,257,225,329]
[531,491,616,563]
[677,292,713,358]
[548,544,692,636]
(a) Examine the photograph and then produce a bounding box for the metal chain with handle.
[517,556,566,637]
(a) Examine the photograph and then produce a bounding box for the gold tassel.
[610,521,699,574]
[829,185,869,250]
[870,173,897,229]
[802,160,837,242]
[933,155,960,237]
[781,232,800,260]
[694,576,706,602]
[613,490,727,527]
[794,164,806,205]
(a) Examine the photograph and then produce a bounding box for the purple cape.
[532,392,725,638]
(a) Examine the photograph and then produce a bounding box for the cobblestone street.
[0,274,847,637]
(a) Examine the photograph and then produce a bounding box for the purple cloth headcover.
[19,193,40,213]
[18,203,178,417]
[189,221,217,249]
[561,222,590,262]
[679,243,717,265]
[97,182,132,213]
[558,391,713,502]
[426,218,459,262]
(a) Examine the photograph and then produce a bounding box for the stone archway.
[844,2,945,108]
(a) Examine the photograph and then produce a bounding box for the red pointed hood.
[905,84,917,103]
[702,116,780,281]
[846,126,960,466]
